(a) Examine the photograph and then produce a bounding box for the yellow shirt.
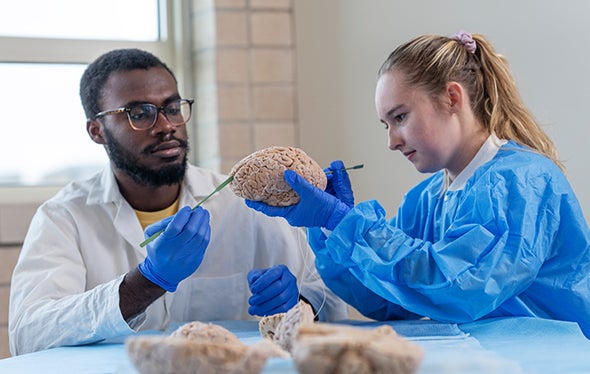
[135,197,180,230]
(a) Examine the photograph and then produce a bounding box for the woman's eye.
[394,113,406,123]
[382,122,389,130]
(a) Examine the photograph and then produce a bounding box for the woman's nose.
[387,127,402,151]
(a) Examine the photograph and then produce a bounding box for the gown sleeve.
[308,226,422,321]
[308,162,564,323]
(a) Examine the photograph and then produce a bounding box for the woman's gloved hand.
[138,205,211,292]
[246,170,350,230]
[324,160,355,208]
[247,264,299,316]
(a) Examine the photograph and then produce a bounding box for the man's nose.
[150,110,177,135]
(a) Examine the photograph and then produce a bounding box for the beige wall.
[0,203,38,358]
[191,0,299,174]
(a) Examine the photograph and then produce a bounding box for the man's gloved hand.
[246,170,350,230]
[138,205,210,292]
[247,265,299,316]
[324,160,355,208]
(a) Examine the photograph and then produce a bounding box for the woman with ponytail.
[246,31,590,337]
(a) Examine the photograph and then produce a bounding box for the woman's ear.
[446,81,464,114]
[86,119,106,144]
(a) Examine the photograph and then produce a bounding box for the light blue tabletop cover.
[0,317,588,373]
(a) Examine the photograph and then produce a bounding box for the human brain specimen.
[169,321,242,345]
[229,146,327,206]
[258,301,423,374]
[292,323,424,374]
[259,300,315,353]
[126,321,288,374]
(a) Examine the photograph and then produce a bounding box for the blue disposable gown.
[308,141,590,337]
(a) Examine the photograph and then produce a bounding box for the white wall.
[294,0,590,221]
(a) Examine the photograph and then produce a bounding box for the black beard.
[103,127,188,187]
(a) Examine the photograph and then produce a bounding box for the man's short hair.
[79,48,176,120]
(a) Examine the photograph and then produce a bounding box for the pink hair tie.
[451,30,477,54]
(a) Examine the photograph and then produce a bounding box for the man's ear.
[86,119,106,144]
[446,81,464,114]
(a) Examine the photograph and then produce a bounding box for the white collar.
[447,133,507,191]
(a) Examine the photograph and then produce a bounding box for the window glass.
[0,0,166,187]
[0,63,108,186]
[0,0,160,41]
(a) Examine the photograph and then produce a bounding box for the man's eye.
[129,106,154,120]
[165,107,181,116]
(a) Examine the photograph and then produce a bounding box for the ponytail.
[473,34,563,170]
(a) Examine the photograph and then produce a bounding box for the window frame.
[0,0,193,203]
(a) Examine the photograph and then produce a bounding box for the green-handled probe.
[139,163,364,248]
[325,163,364,174]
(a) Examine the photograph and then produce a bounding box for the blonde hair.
[378,33,564,171]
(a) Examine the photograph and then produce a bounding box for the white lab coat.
[9,164,348,355]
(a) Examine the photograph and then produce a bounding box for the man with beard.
[8,49,347,355]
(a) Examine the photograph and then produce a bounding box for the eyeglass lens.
[128,100,191,129]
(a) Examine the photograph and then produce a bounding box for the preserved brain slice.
[292,323,424,374]
[126,321,288,374]
[229,146,327,206]
[259,300,315,353]
[169,321,242,345]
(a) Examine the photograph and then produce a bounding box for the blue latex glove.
[138,205,210,292]
[324,160,355,208]
[246,170,350,230]
[248,264,299,316]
